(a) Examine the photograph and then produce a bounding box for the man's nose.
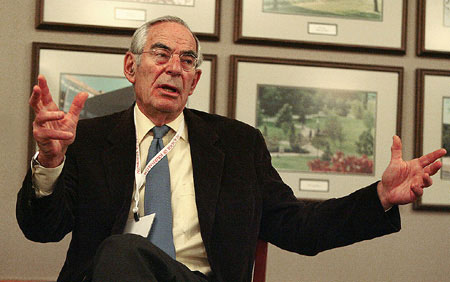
[165,54,182,75]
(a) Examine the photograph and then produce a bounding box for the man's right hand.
[30,75,88,168]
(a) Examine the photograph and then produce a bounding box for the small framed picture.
[29,42,216,153]
[229,56,402,200]
[36,0,220,40]
[414,69,450,210]
[417,0,450,58]
[235,0,406,54]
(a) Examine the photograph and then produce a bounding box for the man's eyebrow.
[182,50,198,58]
[151,42,171,50]
[151,42,197,58]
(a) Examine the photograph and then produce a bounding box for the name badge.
[123,213,155,237]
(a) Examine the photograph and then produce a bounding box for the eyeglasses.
[137,48,198,71]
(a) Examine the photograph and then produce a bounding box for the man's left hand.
[377,135,446,210]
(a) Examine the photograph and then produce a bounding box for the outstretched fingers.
[29,85,42,112]
[29,75,59,113]
[423,158,443,176]
[419,148,447,168]
[37,75,53,106]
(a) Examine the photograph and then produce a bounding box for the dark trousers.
[91,234,214,282]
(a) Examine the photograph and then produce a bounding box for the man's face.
[126,22,201,122]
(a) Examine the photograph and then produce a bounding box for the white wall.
[1,1,449,281]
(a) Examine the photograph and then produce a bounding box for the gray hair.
[129,15,203,67]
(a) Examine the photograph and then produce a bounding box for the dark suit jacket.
[17,107,401,282]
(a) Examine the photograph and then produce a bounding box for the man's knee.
[96,233,167,262]
[99,234,147,252]
[92,234,160,282]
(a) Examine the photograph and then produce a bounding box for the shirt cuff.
[31,152,65,198]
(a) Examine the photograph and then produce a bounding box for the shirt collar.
[134,104,187,144]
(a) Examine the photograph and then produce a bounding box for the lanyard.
[133,111,184,221]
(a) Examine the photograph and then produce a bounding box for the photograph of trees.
[263,0,383,21]
[256,84,376,174]
[441,97,450,179]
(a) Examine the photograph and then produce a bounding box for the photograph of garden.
[256,84,377,175]
[441,97,450,179]
[262,0,383,21]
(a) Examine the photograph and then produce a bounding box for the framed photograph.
[417,0,450,58]
[29,42,216,153]
[229,56,402,200]
[36,0,220,40]
[414,69,450,210]
[234,0,407,54]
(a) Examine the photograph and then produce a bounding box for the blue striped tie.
[144,125,175,258]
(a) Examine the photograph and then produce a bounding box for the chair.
[252,240,268,282]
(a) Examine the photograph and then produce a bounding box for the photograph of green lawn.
[263,0,383,21]
[256,84,376,174]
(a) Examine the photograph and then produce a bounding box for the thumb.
[390,135,402,161]
[68,92,89,119]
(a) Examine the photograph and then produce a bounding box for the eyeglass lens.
[152,48,196,70]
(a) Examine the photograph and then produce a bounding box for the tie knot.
[152,125,170,139]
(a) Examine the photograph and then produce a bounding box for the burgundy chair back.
[252,240,268,282]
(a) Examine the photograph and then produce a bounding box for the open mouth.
[160,84,179,94]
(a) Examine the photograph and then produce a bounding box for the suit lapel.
[184,109,224,247]
[101,107,136,234]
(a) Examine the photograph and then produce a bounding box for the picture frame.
[36,0,221,41]
[234,0,407,54]
[414,69,450,210]
[229,56,403,200]
[417,0,450,58]
[29,42,217,154]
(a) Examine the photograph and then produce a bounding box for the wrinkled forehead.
[146,22,197,53]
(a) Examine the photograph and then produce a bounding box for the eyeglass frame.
[134,47,199,71]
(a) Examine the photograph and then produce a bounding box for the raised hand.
[30,75,88,168]
[377,135,446,210]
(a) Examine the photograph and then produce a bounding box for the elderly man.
[17,16,445,282]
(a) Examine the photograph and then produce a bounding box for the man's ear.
[188,69,202,96]
[124,52,136,84]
